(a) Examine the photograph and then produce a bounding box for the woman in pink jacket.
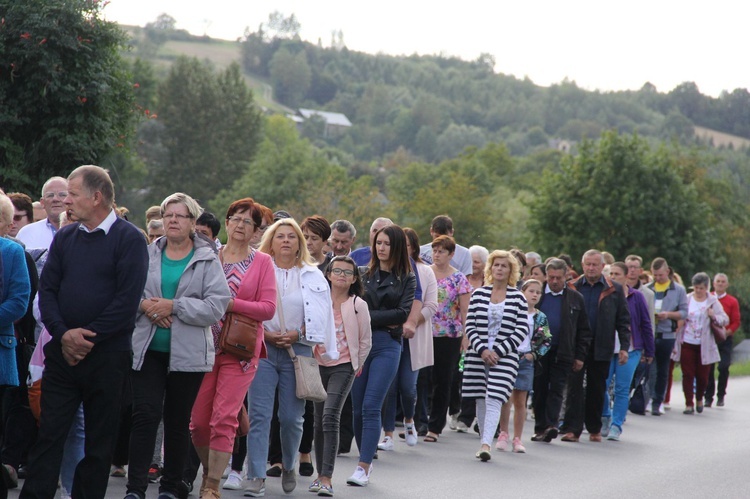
[309,256,372,497]
[671,272,728,415]
[190,198,277,499]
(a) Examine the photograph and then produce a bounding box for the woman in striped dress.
[462,250,528,462]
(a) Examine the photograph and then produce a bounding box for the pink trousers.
[191,353,257,453]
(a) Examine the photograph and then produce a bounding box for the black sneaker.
[148,464,162,483]
[717,398,725,407]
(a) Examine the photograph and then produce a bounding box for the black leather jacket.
[359,266,417,339]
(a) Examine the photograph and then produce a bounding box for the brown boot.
[201,449,232,499]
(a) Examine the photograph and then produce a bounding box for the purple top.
[626,287,655,358]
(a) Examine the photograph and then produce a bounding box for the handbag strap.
[276,286,297,361]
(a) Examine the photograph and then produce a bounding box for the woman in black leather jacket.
[346,225,417,487]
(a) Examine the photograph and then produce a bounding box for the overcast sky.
[106,0,749,97]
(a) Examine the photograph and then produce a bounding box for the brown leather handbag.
[218,313,258,360]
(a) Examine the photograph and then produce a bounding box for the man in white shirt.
[419,215,472,275]
[16,176,68,250]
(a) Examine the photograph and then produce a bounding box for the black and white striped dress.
[461,285,528,402]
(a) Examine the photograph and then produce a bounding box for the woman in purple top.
[603,262,654,440]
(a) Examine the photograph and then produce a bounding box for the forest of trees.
[3,6,750,335]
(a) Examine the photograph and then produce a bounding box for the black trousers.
[561,354,610,437]
[126,351,204,498]
[1,384,37,470]
[532,346,571,434]
[428,336,462,435]
[705,337,733,402]
[20,342,130,499]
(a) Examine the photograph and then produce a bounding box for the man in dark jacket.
[531,258,592,442]
[560,250,631,442]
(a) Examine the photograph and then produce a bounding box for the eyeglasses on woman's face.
[331,268,355,277]
[227,216,255,227]
[162,212,192,220]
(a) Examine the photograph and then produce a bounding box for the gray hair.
[525,251,542,265]
[147,219,164,231]
[0,193,13,226]
[41,176,68,197]
[582,249,605,264]
[331,219,356,239]
[546,258,568,273]
[691,272,711,289]
[68,166,114,206]
[714,273,728,282]
[469,245,490,264]
[160,192,203,220]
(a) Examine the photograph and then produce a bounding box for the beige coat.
[409,262,438,370]
[334,295,373,372]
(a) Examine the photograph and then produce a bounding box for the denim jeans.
[602,349,642,430]
[351,331,401,465]
[314,363,355,478]
[382,340,419,432]
[247,342,310,478]
[60,405,85,496]
[652,338,675,408]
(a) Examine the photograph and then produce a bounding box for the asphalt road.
[11,377,750,498]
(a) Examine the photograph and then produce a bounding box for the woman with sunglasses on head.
[308,256,372,497]
[347,225,416,487]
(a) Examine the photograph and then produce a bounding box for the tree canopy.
[0,0,135,192]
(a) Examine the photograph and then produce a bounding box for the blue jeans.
[652,338,675,408]
[60,404,85,496]
[382,340,419,432]
[602,350,642,430]
[246,343,311,478]
[351,331,401,464]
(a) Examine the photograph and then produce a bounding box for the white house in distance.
[293,108,353,138]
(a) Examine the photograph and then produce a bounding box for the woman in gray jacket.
[125,193,230,499]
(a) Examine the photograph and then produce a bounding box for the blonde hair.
[484,250,521,287]
[259,218,315,267]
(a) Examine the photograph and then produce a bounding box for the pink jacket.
[671,293,728,365]
[316,295,372,371]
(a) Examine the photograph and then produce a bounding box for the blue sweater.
[0,238,31,386]
[39,218,148,352]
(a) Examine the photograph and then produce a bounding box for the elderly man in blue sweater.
[21,166,148,499]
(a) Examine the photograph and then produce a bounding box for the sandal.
[424,433,438,443]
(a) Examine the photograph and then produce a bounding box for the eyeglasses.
[43,192,68,199]
[162,213,192,220]
[13,214,27,222]
[331,268,355,276]
[227,216,255,227]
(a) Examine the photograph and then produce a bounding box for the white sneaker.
[663,402,671,411]
[346,465,371,486]
[222,463,232,479]
[658,404,666,415]
[223,470,244,490]
[645,400,653,413]
[405,424,418,447]
[449,414,458,430]
[377,436,394,451]
[456,421,469,433]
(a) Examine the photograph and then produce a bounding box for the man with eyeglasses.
[16,176,69,251]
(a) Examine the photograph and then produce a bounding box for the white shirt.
[545,284,563,296]
[16,218,57,250]
[487,300,506,350]
[78,209,117,234]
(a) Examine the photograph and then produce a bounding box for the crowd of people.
[0,167,742,499]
